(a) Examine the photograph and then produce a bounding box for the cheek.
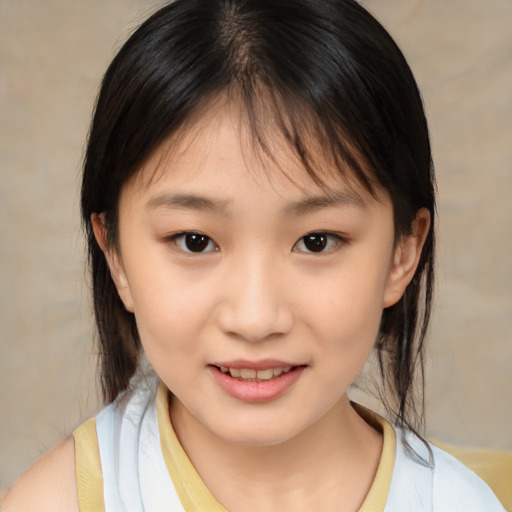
[134,283,205,350]
[309,261,387,333]
[123,255,215,366]
[133,285,208,393]
[303,262,388,372]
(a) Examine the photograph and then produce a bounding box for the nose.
[217,255,294,342]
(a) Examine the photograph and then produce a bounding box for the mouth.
[208,362,306,402]
[214,365,297,382]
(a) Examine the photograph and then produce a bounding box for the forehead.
[123,97,383,207]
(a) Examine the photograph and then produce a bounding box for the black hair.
[81,0,435,434]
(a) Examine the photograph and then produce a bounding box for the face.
[97,105,427,447]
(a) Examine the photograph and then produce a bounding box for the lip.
[211,359,300,370]
[208,361,306,403]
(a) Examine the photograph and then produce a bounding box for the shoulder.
[2,437,79,512]
[430,444,506,511]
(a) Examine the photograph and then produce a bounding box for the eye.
[294,232,343,253]
[173,232,218,253]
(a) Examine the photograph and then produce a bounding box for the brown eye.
[294,232,342,253]
[303,234,327,252]
[174,232,217,253]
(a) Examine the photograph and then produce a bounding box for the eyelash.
[168,231,346,254]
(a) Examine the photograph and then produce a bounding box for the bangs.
[236,82,380,196]
[140,83,381,206]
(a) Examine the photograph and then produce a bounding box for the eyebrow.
[284,190,367,215]
[146,189,367,215]
[146,193,229,213]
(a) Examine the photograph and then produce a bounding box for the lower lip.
[209,366,305,403]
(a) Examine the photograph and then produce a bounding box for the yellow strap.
[355,405,396,512]
[157,384,229,512]
[73,417,105,512]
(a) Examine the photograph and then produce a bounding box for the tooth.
[273,368,283,377]
[283,366,292,373]
[240,369,256,379]
[256,369,274,380]
[230,368,241,377]
[220,366,228,373]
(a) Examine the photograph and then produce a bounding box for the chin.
[206,413,310,448]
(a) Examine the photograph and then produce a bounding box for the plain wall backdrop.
[1,0,511,491]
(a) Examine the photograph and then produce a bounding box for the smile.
[209,363,306,402]
[218,366,293,381]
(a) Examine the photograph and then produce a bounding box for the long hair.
[81,0,435,433]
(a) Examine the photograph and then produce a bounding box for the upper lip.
[210,359,303,370]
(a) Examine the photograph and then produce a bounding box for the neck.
[169,395,383,512]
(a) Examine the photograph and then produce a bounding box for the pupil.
[185,233,209,252]
[304,234,327,252]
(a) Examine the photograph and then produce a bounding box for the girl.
[4,0,506,510]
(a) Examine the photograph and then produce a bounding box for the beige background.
[1,0,511,490]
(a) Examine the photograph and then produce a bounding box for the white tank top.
[92,375,505,511]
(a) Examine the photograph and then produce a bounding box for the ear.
[383,208,431,308]
[91,213,135,313]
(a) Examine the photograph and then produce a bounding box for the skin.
[2,438,78,511]
[3,103,429,512]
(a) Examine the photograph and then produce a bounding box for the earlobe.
[91,213,135,312]
[383,208,430,308]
